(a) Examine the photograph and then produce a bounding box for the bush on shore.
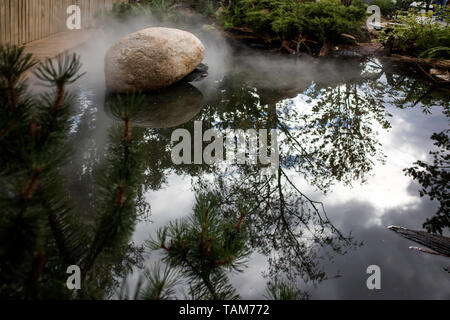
[220,0,367,45]
[367,0,415,18]
[379,10,450,59]
[106,0,368,51]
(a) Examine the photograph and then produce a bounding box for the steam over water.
[62,14,450,299]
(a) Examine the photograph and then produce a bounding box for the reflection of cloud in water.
[128,89,450,299]
[298,98,448,217]
[304,198,450,299]
[104,83,203,129]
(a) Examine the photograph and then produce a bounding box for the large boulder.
[105,27,205,93]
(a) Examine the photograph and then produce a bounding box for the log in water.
[388,226,450,257]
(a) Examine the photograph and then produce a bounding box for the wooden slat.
[23,0,27,43]
[0,0,126,45]
[29,0,33,42]
[19,0,23,44]
[0,0,5,45]
[7,0,11,45]
[38,0,42,42]
[33,0,36,42]
[10,0,15,45]
[2,0,6,44]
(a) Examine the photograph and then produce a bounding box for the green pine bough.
[0,45,148,299]
[147,192,251,300]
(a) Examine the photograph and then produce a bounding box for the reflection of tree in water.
[161,64,395,284]
[193,170,359,284]
[405,129,449,235]
[70,56,449,297]
[377,60,449,235]
[375,60,450,264]
[110,60,392,289]
[373,58,450,112]
[173,59,449,287]
[277,81,391,188]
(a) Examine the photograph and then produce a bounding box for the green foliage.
[369,0,396,17]
[0,46,148,299]
[395,0,415,11]
[34,53,85,88]
[105,0,368,48]
[107,0,219,24]
[265,279,309,300]
[110,2,146,21]
[0,45,37,85]
[81,94,150,298]
[140,263,179,300]
[148,192,250,300]
[222,0,367,44]
[140,0,175,20]
[418,46,450,58]
[379,10,450,58]
[117,263,179,300]
[368,0,415,17]
[0,47,86,299]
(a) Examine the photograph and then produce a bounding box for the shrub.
[369,0,396,17]
[368,0,415,17]
[379,10,450,58]
[395,0,414,11]
[222,0,367,44]
[110,2,144,21]
[106,0,369,48]
[106,0,218,24]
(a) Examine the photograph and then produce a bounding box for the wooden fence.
[0,0,127,45]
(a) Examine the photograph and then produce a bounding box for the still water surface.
[62,27,449,299]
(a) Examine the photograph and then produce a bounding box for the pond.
[59,25,449,299]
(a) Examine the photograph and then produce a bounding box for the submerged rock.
[181,63,209,83]
[105,27,205,93]
[332,49,363,58]
[105,83,203,128]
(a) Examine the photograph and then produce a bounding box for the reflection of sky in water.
[129,87,449,299]
[70,88,97,133]
[68,29,449,299]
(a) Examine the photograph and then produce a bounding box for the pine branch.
[0,45,38,109]
[0,48,86,298]
[149,192,250,300]
[82,94,147,285]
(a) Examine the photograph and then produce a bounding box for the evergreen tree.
[148,192,250,300]
[0,46,87,299]
[80,94,150,298]
[265,278,309,300]
[0,45,148,299]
